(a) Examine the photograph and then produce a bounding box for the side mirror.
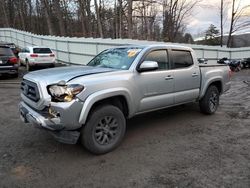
[138,61,158,72]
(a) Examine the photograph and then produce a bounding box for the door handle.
[192,73,198,77]
[165,75,173,80]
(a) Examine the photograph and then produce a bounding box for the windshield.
[87,47,142,70]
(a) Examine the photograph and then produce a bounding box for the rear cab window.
[33,48,52,54]
[171,50,193,69]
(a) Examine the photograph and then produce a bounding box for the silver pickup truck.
[19,45,231,154]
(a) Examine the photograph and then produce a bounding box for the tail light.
[30,54,38,57]
[9,57,18,64]
[50,54,55,57]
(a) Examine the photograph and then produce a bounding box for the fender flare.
[78,88,134,125]
[200,77,223,99]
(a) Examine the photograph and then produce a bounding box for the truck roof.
[113,44,192,51]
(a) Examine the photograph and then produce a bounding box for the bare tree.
[0,0,199,43]
[0,0,10,27]
[41,0,54,35]
[78,0,88,36]
[53,0,65,36]
[227,0,250,47]
[127,0,133,38]
[94,0,103,38]
[218,0,230,47]
[220,0,223,47]
[162,0,200,42]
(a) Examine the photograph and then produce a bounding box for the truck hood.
[23,65,115,84]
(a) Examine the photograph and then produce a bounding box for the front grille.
[21,79,40,102]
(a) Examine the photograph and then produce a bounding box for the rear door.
[170,50,200,104]
[135,49,174,112]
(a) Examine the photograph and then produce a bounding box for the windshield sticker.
[127,49,142,57]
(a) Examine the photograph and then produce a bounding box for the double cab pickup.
[19,45,231,154]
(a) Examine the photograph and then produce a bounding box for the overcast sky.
[186,0,250,38]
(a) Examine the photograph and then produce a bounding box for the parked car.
[217,57,241,72]
[19,45,231,154]
[18,46,56,71]
[0,45,19,77]
[241,58,250,68]
[0,42,20,57]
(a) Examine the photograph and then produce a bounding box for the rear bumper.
[29,62,55,67]
[0,65,18,74]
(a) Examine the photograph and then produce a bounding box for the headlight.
[48,83,84,102]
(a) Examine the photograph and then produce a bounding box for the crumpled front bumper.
[19,101,83,144]
[19,101,62,130]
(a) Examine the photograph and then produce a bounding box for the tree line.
[202,0,250,47]
[0,0,249,47]
[0,0,197,43]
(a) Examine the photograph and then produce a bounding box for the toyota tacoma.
[19,45,231,154]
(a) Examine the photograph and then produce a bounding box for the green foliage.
[204,24,220,45]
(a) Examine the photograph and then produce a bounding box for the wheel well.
[210,81,222,94]
[89,96,129,118]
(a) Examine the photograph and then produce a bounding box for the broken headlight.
[48,82,84,102]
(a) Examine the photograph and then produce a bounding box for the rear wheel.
[199,85,220,114]
[81,105,126,154]
[50,64,55,68]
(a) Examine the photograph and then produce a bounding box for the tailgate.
[35,54,55,63]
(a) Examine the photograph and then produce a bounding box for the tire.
[81,105,126,154]
[50,64,55,68]
[199,85,220,115]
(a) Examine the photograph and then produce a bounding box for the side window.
[21,48,29,53]
[144,50,169,70]
[25,48,30,53]
[172,50,193,69]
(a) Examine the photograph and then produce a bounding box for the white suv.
[19,46,56,71]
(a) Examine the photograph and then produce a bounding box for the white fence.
[0,28,250,65]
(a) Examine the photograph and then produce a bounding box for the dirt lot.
[0,68,249,188]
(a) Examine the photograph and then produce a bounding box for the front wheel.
[81,105,126,154]
[199,85,220,114]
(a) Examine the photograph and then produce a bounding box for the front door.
[134,49,174,112]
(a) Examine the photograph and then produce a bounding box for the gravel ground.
[0,68,249,188]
